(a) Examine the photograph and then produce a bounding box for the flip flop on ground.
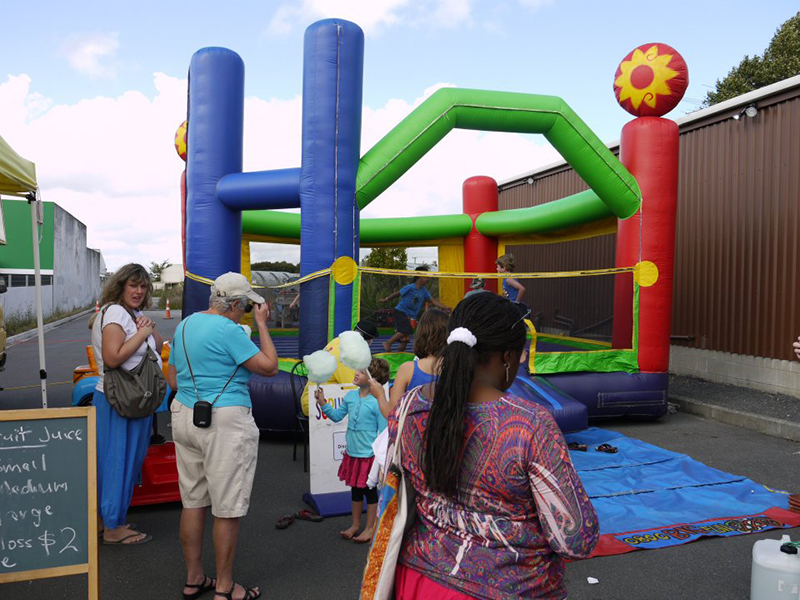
[102,532,152,545]
[275,514,294,529]
[294,509,323,522]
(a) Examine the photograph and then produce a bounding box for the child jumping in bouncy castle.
[379,265,451,353]
[496,253,529,317]
[314,357,391,543]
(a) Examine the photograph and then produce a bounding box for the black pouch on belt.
[193,400,213,428]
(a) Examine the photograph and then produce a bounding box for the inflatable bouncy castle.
[176,22,687,432]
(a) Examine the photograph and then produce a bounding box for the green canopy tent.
[0,133,48,407]
[0,134,37,198]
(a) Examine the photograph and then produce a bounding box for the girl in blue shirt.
[315,357,391,543]
[496,253,526,303]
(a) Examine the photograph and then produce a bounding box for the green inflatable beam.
[475,189,613,236]
[361,214,472,243]
[243,210,472,244]
[243,210,300,239]
[356,88,640,217]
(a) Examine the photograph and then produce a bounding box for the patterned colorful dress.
[388,389,598,599]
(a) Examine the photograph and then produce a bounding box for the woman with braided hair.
[387,292,598,599]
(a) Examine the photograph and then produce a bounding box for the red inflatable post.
[463,176,499,294]
[611,43,686,372]
[180,170,187,270]
[611,117,679,372]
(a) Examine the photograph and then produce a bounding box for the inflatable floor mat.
[565,428,800,557]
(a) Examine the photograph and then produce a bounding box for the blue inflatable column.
[298,20,364,358]
[184,48,245,317]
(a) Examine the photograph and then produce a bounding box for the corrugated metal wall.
[673,95,800,360]
[501,171,617,339]
[499,91,800,360]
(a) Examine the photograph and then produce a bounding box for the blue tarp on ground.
[565,428,800,555]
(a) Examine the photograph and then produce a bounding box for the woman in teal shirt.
[168,272,278,600]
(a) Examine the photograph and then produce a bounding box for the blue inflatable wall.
[184,48,245,317]
[298,20,364,358]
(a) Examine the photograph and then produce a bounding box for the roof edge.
[499,74,800,188]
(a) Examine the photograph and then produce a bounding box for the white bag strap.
[391,386,419,466]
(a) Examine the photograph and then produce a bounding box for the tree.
[360,248,409,321]
[251,260,300,273]
[362,247,408,270]
[149,260,172,282]
[705,12,800,106]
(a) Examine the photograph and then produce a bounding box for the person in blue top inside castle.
[379,265,451,353]
[496,253,529,316]
[314,357,391,543]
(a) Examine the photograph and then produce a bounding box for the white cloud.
[0,74,557,271]
[518,0,553,10]
[61,32,120,78]
[0,72,187,269]
[266,0,472,36]
[431,0,472,26]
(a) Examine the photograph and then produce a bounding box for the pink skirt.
[395,564,476,599]
[338,453,374,488]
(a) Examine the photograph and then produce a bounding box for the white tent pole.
[28,194,47,408]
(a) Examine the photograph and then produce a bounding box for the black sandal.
[183,575,216,600]
[596,443,618,454]
[215,582,261,600]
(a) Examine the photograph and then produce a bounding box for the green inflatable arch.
[243,88,641,243]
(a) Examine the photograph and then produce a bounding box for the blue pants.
[93,390,152,529]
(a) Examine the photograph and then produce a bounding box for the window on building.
[41,275,52,285]
[10,275,27,287]
[27,275,35,286]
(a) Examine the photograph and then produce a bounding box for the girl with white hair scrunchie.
[385,292,598,599]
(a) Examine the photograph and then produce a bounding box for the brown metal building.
[498,75,800,365]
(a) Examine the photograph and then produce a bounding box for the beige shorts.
[170,402,259,518]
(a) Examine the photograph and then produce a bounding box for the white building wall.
[2,205,101,322]
[2,285,54,322]
[161,264,184,285]
[52,205,101,313]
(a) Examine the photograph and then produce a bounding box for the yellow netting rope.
[358,265,635,279]
[185,268,331,290]
[186,263,636,291]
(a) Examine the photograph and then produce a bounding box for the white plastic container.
[751,535,800,599]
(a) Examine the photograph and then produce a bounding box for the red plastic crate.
[131,442,181,506]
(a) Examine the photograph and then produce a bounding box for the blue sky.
[0,0,797,268]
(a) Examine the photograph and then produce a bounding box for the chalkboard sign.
[0,407,98,597]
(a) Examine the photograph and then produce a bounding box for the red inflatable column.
[611,117,679,372]
[463,176,499,294]
[180,170,187,271]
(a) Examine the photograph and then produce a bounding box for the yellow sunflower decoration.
[174,120,188,162]
[614,43,688,117]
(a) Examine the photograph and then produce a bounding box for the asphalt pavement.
[1,308,183,410]
[2,313,800,599]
